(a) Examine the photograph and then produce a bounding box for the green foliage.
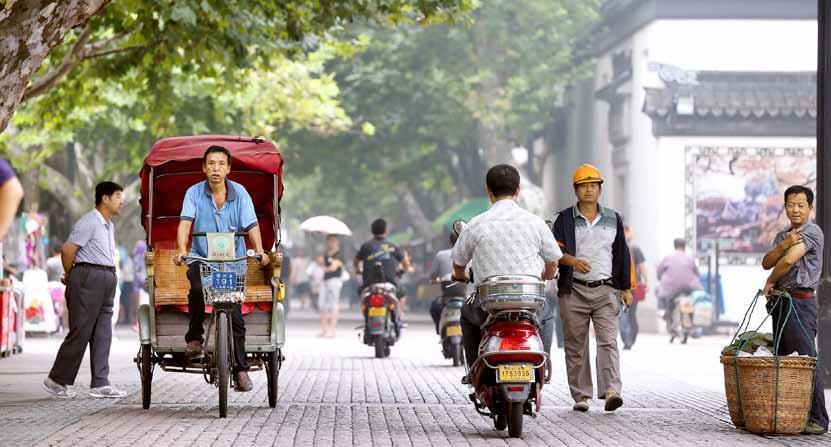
[284,0,602,232]
[722,332,774,355]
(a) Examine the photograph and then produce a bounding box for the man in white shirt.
[452,164,563,370]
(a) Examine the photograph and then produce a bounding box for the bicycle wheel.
[216,314,230,418]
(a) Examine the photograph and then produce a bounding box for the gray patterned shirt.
[573,205,617,281]
[68,209,116,267]
[772,222,824,290]
[452,199,562,286]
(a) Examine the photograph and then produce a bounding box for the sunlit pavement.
[1,310,830,446]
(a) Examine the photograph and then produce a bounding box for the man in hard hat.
[552,164,635,413]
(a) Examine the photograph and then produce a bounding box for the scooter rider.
[429,231,467,334]
[451,164,562,372]
[354,219,414,328]
[656,238,702,335]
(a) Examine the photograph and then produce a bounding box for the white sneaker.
[43,377,77,399]
[89,385,127,398]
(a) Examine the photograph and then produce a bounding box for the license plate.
[446,325,462,337]
[368,307,387,317]
[211,272,237,290]
[497,364,533,383]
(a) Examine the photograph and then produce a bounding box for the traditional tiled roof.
[643,72,816,120]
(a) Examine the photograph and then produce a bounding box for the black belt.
[573,278,614,288]
[74,262,116,272]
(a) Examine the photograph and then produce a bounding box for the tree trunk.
[0,0,110,133]
[470,18,511,167]
[397,186,434,240]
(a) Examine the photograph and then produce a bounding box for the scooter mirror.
[451,219,467,237]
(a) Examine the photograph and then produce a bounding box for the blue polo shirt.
[180,179,258,260]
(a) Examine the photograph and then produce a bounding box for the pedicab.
[134,135,286,418]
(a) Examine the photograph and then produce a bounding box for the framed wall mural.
[685,146,816,264]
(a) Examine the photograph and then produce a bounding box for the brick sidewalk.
[2,323,829,446]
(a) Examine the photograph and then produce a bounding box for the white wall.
[647,20,816,72]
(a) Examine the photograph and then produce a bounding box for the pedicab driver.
[174,145,270,392]
[451,164,562,371]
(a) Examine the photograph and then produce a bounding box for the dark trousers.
[185,263,249,372]
[768,296,828,429]
[430,297,443,334]
[461,297,555,369]
[619,300,640,348]
[49,266,117,387]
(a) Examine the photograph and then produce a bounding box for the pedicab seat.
[153,248,273,306]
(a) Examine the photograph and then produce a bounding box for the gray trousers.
[49,266,117,387]
[560,283,621,401]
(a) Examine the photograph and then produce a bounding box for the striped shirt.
[572,204,616,281]
[68,209,116,267]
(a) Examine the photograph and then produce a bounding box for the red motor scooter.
[468,275,548,438]
[450,221,549,438]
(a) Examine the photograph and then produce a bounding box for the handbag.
[633,283,647,302]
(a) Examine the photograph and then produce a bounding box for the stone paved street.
[2,311,830,447]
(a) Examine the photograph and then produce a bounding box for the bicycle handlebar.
[181,249,263,263]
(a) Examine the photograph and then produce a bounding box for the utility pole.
[816,0,831,386]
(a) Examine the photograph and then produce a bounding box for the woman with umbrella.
[300,216,352,338]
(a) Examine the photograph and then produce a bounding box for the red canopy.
[140,135,283,249]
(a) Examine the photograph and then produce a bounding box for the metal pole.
[714,242,720,325]
[816,0,831,386]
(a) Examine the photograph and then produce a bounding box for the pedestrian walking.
[761,185,828,435]
[545,281,564,349]
[42,181,127,399]
[0,157,23,241]
[619,226,647,350]
[319,235,344,337]
[552,164,634,413]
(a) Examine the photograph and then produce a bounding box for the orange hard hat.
[573,164,604,186]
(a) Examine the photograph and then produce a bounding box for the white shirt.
[452,199,563,286]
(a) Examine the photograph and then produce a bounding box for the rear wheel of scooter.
[494,413,507,431]
[507,401,523,438]
[374,334,386,358]
[451,343,463,367]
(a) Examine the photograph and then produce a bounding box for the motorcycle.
[437,285,466,366]
[451,220,548,438]
[359,262,401,358]
[669,293,694,344]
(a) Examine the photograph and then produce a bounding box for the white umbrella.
[299,215,353,236]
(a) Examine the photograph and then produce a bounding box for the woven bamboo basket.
[719,355,744,428]
[734,356,815,434]
[152,248,273,305]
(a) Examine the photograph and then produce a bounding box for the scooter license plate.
[497,364,533,383]
[446,325,462,337]
[368,307,387,317]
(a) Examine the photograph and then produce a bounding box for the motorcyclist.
[451,164,562,370]
[428,231,468,334]
[353,219,414,331]
[656,238,702,336]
